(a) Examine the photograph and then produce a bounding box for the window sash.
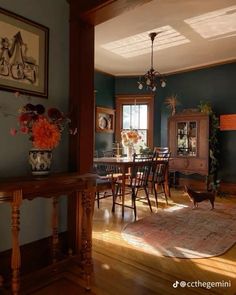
[115,95,154,148]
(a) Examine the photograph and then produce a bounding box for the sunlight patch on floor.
[174,247,214,258]
[164,203,189,212]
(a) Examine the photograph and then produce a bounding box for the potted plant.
[198,100,220,191]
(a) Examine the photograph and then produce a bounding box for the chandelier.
[138,32,166,92]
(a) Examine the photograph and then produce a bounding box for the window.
[123,104,148,144]
[116,95,154,147]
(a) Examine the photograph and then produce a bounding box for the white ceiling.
[95,0,236,76]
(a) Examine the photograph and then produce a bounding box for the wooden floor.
[91,188,236,295]
[4,188,235,295]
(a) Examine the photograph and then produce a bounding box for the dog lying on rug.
[185,185,215,209]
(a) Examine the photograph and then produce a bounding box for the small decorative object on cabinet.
[96,107,115,133]
[168,110,209,177]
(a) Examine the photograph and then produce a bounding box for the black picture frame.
[0,7,49,98]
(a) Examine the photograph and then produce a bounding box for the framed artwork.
[96,107,115,133]
[0,7,49,97]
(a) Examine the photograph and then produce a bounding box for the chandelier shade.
[138,32,166,92]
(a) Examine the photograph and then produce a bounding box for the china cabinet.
[168,111,209,176]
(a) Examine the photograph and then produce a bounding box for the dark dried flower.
[47,108,63,120]
[18,113,32,124]
[35,104,45,115]
[24,103,35,112]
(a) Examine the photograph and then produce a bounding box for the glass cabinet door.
[177,121,197,156]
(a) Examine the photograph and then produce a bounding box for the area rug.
[122,201,236,258]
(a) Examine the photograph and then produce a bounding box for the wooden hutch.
[168,111,209,177]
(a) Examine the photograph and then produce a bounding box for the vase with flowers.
[121,130,141,158]
[11,103,75,176]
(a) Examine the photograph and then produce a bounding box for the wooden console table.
[0,172,96,295]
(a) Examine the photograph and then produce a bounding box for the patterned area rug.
[122,201,236,258]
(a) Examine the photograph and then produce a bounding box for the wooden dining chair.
[94,151,117,208]
[113,154,153,219]
[153,146,169,155]
[96,177,115,208]
[151,152,171,208]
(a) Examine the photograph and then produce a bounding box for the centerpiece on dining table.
[11,103,75,176]
[121,129,141,158]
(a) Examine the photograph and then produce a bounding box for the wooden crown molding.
[69,0,151,25]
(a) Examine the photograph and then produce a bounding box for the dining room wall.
[94,70,115,155]
[0,0,69,251]
[114,62,236,183]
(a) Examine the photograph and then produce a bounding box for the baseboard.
[177,177,236,195]
[0,231,68,285]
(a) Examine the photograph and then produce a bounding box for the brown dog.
[185,185,215,209]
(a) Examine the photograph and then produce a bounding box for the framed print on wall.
[96,107,115,133]
[0,7,49,97]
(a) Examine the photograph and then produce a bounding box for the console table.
[0,172,96,294]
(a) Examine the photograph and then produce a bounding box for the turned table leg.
[11,190,22,295]
[80,188,95,290]
[52,196,59,264]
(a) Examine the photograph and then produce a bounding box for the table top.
[0,172,97,200]
[94,157,169,165]
[94,157,135,164]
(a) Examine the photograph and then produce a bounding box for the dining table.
[93,156,170,217]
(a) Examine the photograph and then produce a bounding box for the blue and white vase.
[29,148,52,176]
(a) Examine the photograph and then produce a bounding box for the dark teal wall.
[0,0,69,251]
[115,76,166,147]
[94,71,115,154]
[163,63,236,183]
[114,63,236,183]
[95,65,236,182]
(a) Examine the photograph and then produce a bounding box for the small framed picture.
[96,107,115,133]
[0,7,49,97]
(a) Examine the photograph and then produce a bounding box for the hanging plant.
[198,100,220,190]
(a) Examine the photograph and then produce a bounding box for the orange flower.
[32,118,61,149]
[121,130,140,146]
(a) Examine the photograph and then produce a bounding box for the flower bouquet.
[11,103,75,149]
[10,103,76,175]
[121,130,141,158]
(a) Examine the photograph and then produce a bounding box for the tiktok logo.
[173,281,179,288]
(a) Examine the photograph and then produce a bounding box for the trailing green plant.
[139,146,153,155]
[198,101,220,190]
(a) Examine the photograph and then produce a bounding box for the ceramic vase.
[29,148,52,176]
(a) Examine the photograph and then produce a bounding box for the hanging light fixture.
[138,32,166,92]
